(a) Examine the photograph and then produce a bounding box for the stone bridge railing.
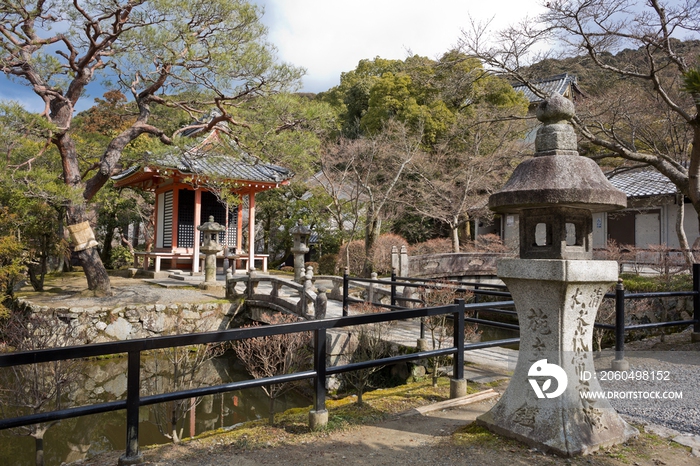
[226,268,328,320]
[392,247,506,278]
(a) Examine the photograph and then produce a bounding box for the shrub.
[337,240,367,276]
[408,238,452,256]
[468,233,512,253]
[304,261,319,274]
[317,254,338,275]
[109,245,133,269]
[370,233,408,275]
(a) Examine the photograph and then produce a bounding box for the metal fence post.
[450,299,467,398]
[309,327,328,430]
[611,279,629,371]
[118,350,143,466]
[693,263,700,342]
[343,268,349,317]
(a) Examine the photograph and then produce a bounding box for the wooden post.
[248,189,256,271]
[193,189,202,274]
[171,188,180,268]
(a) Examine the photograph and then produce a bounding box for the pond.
[0,351,310,466]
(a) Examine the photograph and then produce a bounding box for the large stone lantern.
[476,94,637,455]
[291,221,311,283]
[197,216,225,288]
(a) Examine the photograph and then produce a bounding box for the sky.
[1,0,545,112]
[257,0,545,93]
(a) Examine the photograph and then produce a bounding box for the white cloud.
[258,0,545,92]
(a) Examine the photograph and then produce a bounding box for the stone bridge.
[392,248,505,279]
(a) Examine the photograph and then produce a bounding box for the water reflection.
[0,351,308,466]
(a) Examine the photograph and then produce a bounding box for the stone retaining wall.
[14,297,245,345]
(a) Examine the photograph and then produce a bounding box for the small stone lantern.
[197,216,225,287]
[476,94,637,455]
[291,221,311,283]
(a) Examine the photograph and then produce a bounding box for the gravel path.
[593,331,700,436]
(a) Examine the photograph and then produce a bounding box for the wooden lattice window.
[177,189,195,248]
[161,190,173,248]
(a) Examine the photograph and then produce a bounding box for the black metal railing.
[0,298,513,464]
[343,266,700,363]
[594,262,700,364]
[4,265,700,464]
[341,269,516,340]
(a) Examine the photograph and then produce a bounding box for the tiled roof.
[607,169,678,198]
[512,73,579,103]
[112,139,293,185]
[112,151,293,184]
[155,150,293,184]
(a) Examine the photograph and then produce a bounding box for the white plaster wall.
[635,211,660,248]
[657,202,699,248]
[683,203,700,247]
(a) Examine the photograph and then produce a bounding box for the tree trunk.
[268,396,275,425]
[675,194,694,268]
[101,225,115,266]
[451,216,460,253]
[32,431,45,466]
[59,131,112,295]
[363,214,381,277]
[75,248,111,296]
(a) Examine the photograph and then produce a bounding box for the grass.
[142,377,469,454]
[120,375,696,466]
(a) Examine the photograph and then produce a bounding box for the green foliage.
[318,51,527,149]
[256,181,344,263]
[109,246,134,270]
[0,231,24,306]
[620,273,692,293]
[682,66,700,102]
[234,93,335,177]
[0,112,68,290]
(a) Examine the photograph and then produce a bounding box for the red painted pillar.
[193,188,202,273]
[248,188,255,271]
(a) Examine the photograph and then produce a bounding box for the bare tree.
[329,120,423,276]
[231,314,311,424]
[418,284,477,387]
[0,312,84,466]
[402,117,528,252]
[315,141,365,269]
[340,303,397,405]
[145,317,226,444]
[460,0,700,253]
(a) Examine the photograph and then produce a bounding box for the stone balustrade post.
[400,245,409,277]
[369,272,378,303]
[271,280,282,298]
[315,287,327,319]
[391,246,399,274]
